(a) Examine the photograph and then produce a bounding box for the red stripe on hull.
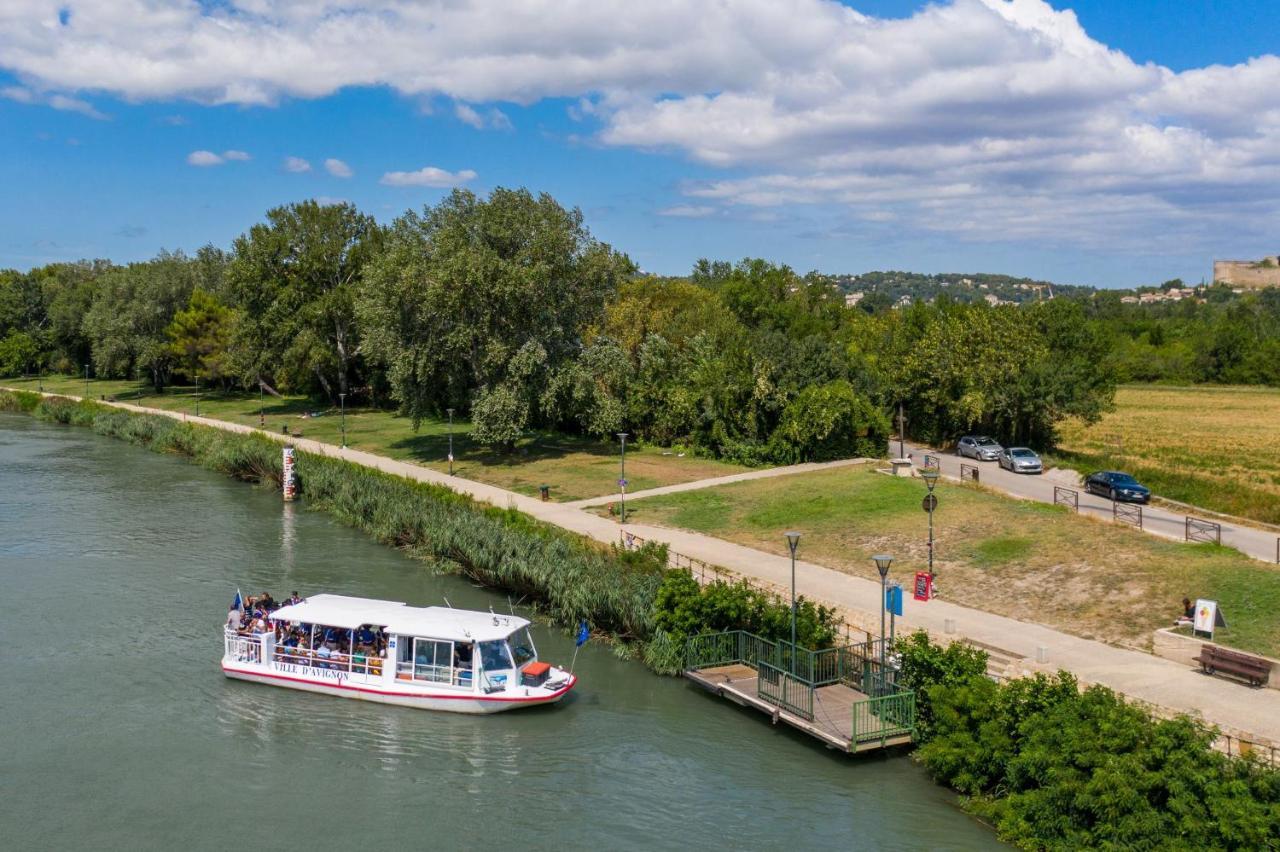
[221,663,576,703]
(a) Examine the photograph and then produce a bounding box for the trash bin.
[539,484,550,501]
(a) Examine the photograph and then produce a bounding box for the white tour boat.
[221,594,577,714]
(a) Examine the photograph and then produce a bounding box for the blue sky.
[3,0,1279,287]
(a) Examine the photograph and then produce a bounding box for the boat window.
[510,628,536,667]
[400,637,453,683]
[478,639,513,672]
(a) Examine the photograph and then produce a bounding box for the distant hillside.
[834,271,1095,307]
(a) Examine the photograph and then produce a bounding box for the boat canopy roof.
[268,594,530,643]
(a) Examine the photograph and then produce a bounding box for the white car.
[957,435,1002,461]
[998,447,1043,474]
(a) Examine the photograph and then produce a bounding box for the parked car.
[1084,471,1151,503]
[957,435,1002,461]
[998,447,1043,474]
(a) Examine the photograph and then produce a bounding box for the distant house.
[1120,296,1139,304]
[845,292,865,307]
[983,293,1001,307]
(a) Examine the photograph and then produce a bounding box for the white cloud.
[283,156,311,173]
[379,166,478,187]
[186,149,223,166]
[2,85,107,119]
[455,102,513,131]
[1,0,1279,250]
[222,149,251,161]
[657,204,716,218]
[324,157,353,177]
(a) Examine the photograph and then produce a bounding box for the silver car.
[957,435,1002,461]
[998,447,1043,474]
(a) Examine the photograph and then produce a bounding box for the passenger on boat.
[287,591,302,605]
[226,606,241,631]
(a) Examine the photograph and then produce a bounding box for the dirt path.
[16,389,1279,748]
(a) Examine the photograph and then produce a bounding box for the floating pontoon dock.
[684,631,914,753]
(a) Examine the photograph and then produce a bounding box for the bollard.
[944,618,956,635]
[1036,645,1050,664]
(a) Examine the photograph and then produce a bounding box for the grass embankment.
[1052,384,1280,526]
[616,465,1280,656]
[2,376,744,501]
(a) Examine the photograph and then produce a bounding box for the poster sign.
[887,584,904,616]
[1193,598,1226,637]
[913,571,932,601]
[282,445,297,502]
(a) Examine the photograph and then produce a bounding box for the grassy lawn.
[3,375,745,501]
[1050,384,1280,526]
[613,465,1280,657]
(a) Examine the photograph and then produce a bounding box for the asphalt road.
[896,442,1280,565]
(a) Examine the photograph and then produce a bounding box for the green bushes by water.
[898,632,1280,850]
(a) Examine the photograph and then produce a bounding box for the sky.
[2,0,1279,288]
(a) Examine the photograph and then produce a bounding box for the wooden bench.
[1195,644,1271,688]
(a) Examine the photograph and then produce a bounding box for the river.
[0,414,997,850]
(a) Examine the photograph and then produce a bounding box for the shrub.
[652,569,840,648]
[901,633,1280,850]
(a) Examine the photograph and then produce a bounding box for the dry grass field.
[615,465,1280,657]
[2,376,744,501]
[1051,384,1280,526]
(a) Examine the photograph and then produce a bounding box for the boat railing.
[274,645,385,676]
[224,630,263,665]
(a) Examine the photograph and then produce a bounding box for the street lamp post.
[339,392,347,448]
[921,468,940,583]
[83,364,89,399]
[447,408,455,476]
[195,377,200,417]
[617,432,629,523]
[259,382,265,428]
[785,531,801,672]
[873,554,894,694]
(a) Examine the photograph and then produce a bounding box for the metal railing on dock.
[684,630,915,751]
[853,692,916,747]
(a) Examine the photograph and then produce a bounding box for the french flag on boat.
[232,589,244,612]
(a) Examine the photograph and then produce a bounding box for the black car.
[1084,471,1151,503]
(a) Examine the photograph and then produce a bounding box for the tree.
[0,329,39,376]
[166,289,234,386]
[358,188,634,440]
[767,380,888,463]
[225,201,382,400]
[81,251,198,389]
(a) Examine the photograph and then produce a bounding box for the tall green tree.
[225,201,382,400]
[358,188,633,442]
[166,289,234,386]
[81,251,198,389]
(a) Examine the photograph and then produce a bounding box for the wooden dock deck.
[685,663,912,753]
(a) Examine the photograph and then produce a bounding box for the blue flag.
[575,621,590,647]
[232,589,244,612]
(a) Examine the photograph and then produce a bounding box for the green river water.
[0,414,998,850]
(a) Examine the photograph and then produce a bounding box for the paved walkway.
[900,442,1280,564]
[18,389,1280,745]
[565,457,873,508]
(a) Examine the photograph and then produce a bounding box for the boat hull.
[221,663,576,714]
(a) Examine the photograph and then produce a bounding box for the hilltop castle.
[1213,256,1280,289]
